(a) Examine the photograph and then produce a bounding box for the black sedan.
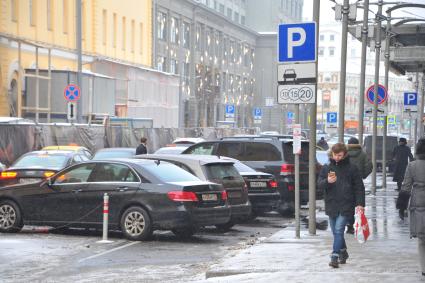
[92,148,136,160]
[0,150,90,187]
[0,159,230,240]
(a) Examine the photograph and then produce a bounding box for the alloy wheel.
[124,211,145,237]
[0,204,17,229]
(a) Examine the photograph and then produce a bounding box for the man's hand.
[327,172,337,183]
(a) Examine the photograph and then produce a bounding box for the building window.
[319,34,324,41]
[234,12,239,23]
[131,20,135,53]
[29,0,36,26]
[102,10,107,45]
[11,0,17,22]
[330,34,335,41]
[122,17,126,51]
[47,0,53,30]
[319,47,324,56]
[182,62,190,78]
[139,23,143,54]
[219,4,225,13]
[227,8,232,19]
[170,59,178,74]
[170,17,179,44]
[329,47,335,56]
[351,48,356,57]
[182,22,190,48]
[157,56,166,72]
[113,13,117,48]
[214,0,217,10]
[63,0,68,33]
[195,24,201,51]
[157,11,167,41]
[241,15,245,25]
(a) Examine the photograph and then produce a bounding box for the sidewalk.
[198,181,424,283]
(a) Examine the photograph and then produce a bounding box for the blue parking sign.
[278,22,316,63]
[225,104,235,118]
[253,108,262,118]
[327,112,337,123]
[404,92,417,106]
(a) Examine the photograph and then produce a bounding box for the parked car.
[0,159,230,240]
[171,138,205,147]
[135,154,251,230]
[326,134,356,148]
[220,157,280,216]
[0,150,90,187]
[182,137,322,215]
[93,148,136,160]
[154,147,187,155]
[363,135,399,172]
[41,145,93,159]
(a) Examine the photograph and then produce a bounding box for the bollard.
[97,193,113,243]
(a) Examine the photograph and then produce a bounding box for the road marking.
[78,241,138,263]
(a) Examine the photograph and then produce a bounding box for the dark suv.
[182,137,322,215]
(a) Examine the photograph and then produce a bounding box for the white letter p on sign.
[287,27,306,58]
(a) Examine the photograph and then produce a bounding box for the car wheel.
[171,227,196,239]
[120,206,152,241]
[0,200,23,233]
[215,221,234,232]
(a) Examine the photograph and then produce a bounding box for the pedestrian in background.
[392,137,414,191]
[136,137,148,155]
[317,137,329,150]
[318,143,365,268]
[396,138,425,277]
[345,137,373,234]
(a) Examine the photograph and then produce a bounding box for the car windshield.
[93,150,135,160]
[203,164,244,183]
[142,162,201,182]
[13,154,69,169]
[282,142,310,162]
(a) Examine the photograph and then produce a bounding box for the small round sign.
[366,84,388,105]
[64,84,81,102]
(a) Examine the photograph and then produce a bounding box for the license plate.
[250,181,267,188]
[19,178,40,184]
[228,191,242,198]
[202,194,218,201]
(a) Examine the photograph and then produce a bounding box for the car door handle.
[117,186,128,192]
[72,189,82,193]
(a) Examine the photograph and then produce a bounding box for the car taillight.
[281,164,295,174]
[0,171,17,179]
[167,191,198,202]
[43,171,55,178]
[221,191,228,200]
[287,184,295,191]
[269,180,278,188]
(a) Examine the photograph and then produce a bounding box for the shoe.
[339,249,349,264]
[329,256,339,268]
[346,226,354,234]
[422,272,425,276]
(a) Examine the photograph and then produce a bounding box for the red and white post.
[97,193,113,243]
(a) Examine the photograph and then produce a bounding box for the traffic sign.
[278,23,316,63]
[277,62,316,84]
[253,107,262,119]
[404,92,418,112]
[225,104,235,118]
[387,115,396,125]
[292,124,302,154]
[277,84,316,104]
[327,112,337,123]
[366,84,388,105]
[64,84,81,102]
[67,102,76,120]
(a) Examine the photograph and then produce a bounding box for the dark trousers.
[397,180,402,190]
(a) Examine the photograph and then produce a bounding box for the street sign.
[387,115,396,125]
[277,62,316,84]
[377,117,385,128]
[366,84,388,105]
[64,84,81,102]
[277,84,316,104]
[67,102,76,120]
[364,107,386,117]
[253,107,262,124]
[287,111,294,124]
[292,124,302,154]
[225,104,235,118]
[278,23,316,63]
[404,92,418,112]
[327,112,337,123]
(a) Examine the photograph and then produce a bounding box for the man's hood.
[347,144,362,157]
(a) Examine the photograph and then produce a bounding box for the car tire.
[0,200,23,233]
[120,206,152,241]
[171,227,196,239]
[215,221,234,232]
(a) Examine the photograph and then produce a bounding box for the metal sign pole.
[294,105,300,239]
[382,13,391,189]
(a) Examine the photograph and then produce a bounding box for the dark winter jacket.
[392,144,414,182]
[399,154,425,238]
[347,144,373,179]
[136,143,147,155]
[317,156,365,218]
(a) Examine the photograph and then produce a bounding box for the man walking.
[392,137,414,191]
[346,137,372,234]
[317,143,365,268]
[136,137,148,155]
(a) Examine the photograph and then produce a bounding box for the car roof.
[42,145,90,151]
[95,147,135,152]
[135,154,235,166]
[24,150,76,156]
[172,137,205,144]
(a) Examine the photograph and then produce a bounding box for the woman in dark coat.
[396,138,425,277]
[392,137,414,190]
